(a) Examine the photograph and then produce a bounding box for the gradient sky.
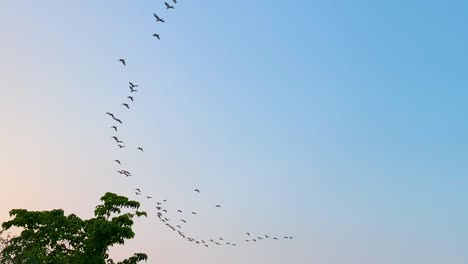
[1,1,468,263]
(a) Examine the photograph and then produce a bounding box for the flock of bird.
[105,1,294,249]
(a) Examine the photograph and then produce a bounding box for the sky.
[0,0,467,263]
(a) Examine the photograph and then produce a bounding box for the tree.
[0,192,148,264]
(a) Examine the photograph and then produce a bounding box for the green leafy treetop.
[0,192,148,264]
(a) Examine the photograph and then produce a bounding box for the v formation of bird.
[107,0,294,249]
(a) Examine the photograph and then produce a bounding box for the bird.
[129,82,138,88]
[176,225,181,229]
[204,244,209,248]
[163,209,168,213]
[273,237,278,240]
[146,196,152,199]
[289,236,294,239]
[114,160,121,165]
[173,0,177,3]
[127,96,134,102]
[135,192,141,195]
[181,219,187,223]
[118,144,125,149]
[129,86,138,93]
[114,118,123,124]
[216,204,221,208]
[246,232,250,236]
[111,126,118,132]
[118,59,126,66]
[152,33,160,40]
[194,189,200,193]
[219,238,224,241]
[252,239,257,242]
[136,188,141,193]
[156,206,162,210]
[112,136,123,143]
[265,235,269,239]
[153,13,165,23]
[165,2,175,9]
[106,112,115,119]
[191,212,197,215]
[137,147,144,152]
[122,103,130,109]
[177,210,182,213]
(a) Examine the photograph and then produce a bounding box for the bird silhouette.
[114,160,121,165]
[177,210,182,213]
[273,237,278,240]
[194,189,200,193]
[111,126,118,132]
[135,192,141,195]
[191,212,197,215]
[118,144,125,149]
[165,2,175,9]
[112,136,123,143]
[153,13,165,22]
[181,219,187,223]
[216,204,221,208]
[246,232,250,236]
[252,239,257,242]
[106,112,115,119]
[156,206,162,210]
[152,33,160,40]
[129,87,138,93]
[146,196,152,199]
[118,59,126,66]
[137,147,144,152]
[114,118,123,124]
[122,103,130,109]
[127,96,134,102]
[129,82,138,88]
[136,188,141,193]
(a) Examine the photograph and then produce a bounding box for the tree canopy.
[0,192,148,264]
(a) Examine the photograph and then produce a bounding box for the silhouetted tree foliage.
[0,192,148,264]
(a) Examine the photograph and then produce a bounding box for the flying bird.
[122,103,130,109]
[127,96,134,102]
[106,112,115,119]
[129,87,138,93]
[216,204,221,208]
[118,59,126,66]
[194,189,200,193]
[246,232,250,236]
[129,82,138,88]
[146,196,152,199]
[153,13,165,23]
[181,219,187,223]
[114,118,123,124]
[118,144,125,149]
[112,136,123,143]
[111,126,118,132]
[152,33,160,40]
[136,188,141,193]
[135,192,140,195]
[177,210,182,213]
[191,212,197,215]
[114,160,121,165]
[273,237,278,240]
[156,206,162,210]
[165,2,175,9]
[137,147,144,152]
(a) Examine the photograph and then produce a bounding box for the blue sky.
[0,0,467,263]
